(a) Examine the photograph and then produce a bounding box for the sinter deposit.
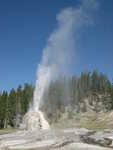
[23,111,50,131]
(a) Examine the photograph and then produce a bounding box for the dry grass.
[52,111,113,131]
[0,128,17,135]
[80,111,113,130]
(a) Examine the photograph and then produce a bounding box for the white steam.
[32,0,99,112]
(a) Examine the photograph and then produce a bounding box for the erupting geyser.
[23,66,51,130]
[23,65,51,130]
[24,0,99,131]
[33,65,51,111]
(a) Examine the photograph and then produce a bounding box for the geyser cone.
[23,111,50,131]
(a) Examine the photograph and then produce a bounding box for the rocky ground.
[0,128,113,150]
[1,110,113,150]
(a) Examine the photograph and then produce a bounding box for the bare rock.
[53,137,74,148]
[81,130,113,148]
[0,128,113,150]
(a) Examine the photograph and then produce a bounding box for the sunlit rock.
[23,111,50,131]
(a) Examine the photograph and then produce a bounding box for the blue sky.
[0,0,113,92]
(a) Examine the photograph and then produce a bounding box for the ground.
[0,111,113,150]
[0,127,113,150]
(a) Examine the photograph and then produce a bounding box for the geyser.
[32,0,99,112]
[24,66,51,130]
[24,0,99,131]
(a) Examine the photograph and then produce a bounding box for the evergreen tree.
[15,85,23,127]
[22,83,34,114]
[0,91,8,128]
[87,72,91,95]
[91,70,99,93]
[8,88,16,127]
[0,70,112,128]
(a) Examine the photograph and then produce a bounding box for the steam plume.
[32,0,99,111]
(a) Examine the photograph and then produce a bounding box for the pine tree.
[15,85,23,127]
[91,70,99,93]
[0,91,8,128]
[87,72,91,95]
[22,83,34,114]
[8,88,16,127]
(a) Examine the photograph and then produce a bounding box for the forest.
[0,70,113,129]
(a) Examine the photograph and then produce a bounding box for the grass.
[80,118,108,130]
[79,111,113,130]
[51,111,113,131]
[0,128,17,135]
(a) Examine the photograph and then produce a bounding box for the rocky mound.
[23,111,50,131]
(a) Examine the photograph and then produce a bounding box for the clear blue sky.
[0,0,113,92]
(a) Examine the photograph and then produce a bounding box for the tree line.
[0,84,34,128]
[42,70,113,123]
[0,70,113,128]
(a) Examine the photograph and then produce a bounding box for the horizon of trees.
[0,84,34,128]
[0,70,113,128]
